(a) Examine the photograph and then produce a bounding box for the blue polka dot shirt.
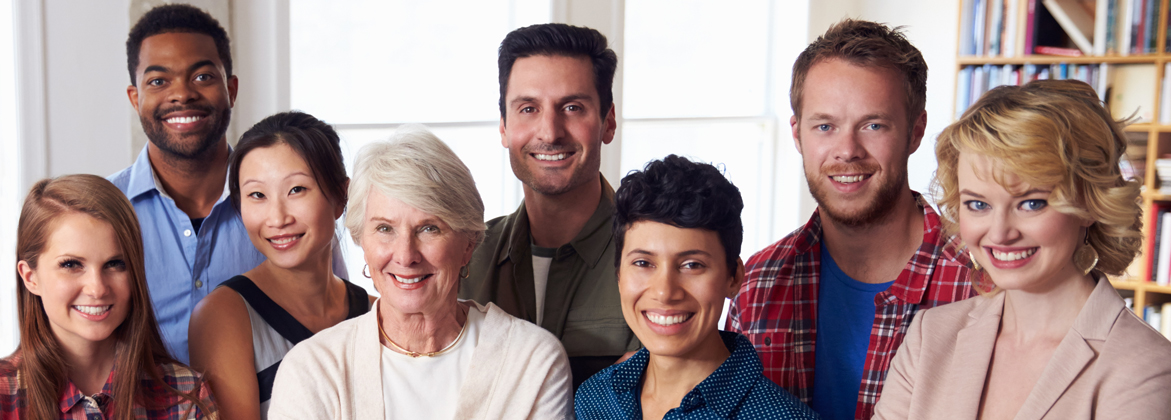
[574,331,820,419]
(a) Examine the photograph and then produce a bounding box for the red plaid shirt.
[0,355,216,419]
[726,193,974,420]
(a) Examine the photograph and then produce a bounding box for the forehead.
[505,54,599,101]
[239,143,311,177]
[136,32,222,74]
[624,221,725,255]
[957,151,1029,192]
[799,58,907,120]
[42,212,120,256]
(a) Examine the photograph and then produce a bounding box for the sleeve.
[529,339,575,420]
[266,345,341,420]
[871,308,925,420]
[194,378,218,419]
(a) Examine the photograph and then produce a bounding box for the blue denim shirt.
[575,331,819,419]
[109,146,347,363]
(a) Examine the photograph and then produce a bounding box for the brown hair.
[934,79,1142,292]
[13,174,211,418]
[790,19,927,125]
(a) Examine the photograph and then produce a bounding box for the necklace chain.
[377,309,468,358]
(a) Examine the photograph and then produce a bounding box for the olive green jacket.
[460,176,639,384]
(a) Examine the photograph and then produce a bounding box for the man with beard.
[108,4,345,364]
[725,19,974,420]
[461,23,639,390]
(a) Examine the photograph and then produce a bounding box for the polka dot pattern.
[574,331,820,419]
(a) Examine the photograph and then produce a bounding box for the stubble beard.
[509,144,596,197]
[805,152,909,229]
[141,104,232,161]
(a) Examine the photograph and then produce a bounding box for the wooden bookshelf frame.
[955,0,1171,317]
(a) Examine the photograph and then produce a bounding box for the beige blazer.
[267,300,573,420]
[873,278,1171,419]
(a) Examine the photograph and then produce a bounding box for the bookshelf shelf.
[957,55,1160,65]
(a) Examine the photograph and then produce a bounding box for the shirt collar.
[498,174,615,268]
[124,145,234,205]
[59,368,115,414]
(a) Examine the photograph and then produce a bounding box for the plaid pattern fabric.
[726,193,974,420]
[0,356,216,419]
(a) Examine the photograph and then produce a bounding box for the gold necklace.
[377,309,468,358]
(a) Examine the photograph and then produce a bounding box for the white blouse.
[380,305,483,420]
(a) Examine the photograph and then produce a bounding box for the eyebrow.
[625,249,712,258]
[960,188,1051,199]
[141,60,217,77]
[508,94,594,108]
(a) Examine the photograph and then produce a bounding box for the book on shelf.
[1157,211,1171,286]
[1145,305,1162,330]
[960,0,1164,57]
[955,62,1107,112]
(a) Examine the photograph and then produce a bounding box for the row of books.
[955,63,1158,122]
[1149,205,1171,285]
[960,0,1168,57]
[1142,303,1171,341]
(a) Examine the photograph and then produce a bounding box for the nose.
[646,267,685,303]
[390,234,421,268]
[168,79,201,104]
[832,130,867,163]
[265,197,294,229]
[535,108,566,144]
[82,268,111,300]
[987,209,1021,244]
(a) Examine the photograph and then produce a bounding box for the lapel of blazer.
[356,303,386,418]
[948,293,1004,419]
[1015,278,1118,420]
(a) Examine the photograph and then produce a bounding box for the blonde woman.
[874,80,1171,418]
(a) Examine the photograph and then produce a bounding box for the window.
[289,0,550,291]
[1,0,21,355]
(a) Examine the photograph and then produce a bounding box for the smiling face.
[17,212,132,353]
[957,152,1091,292]
[360,190,475,317]
[239,143,343,271]
[500,54,616,196]
[127,32,237,160]
[618,221,743,359]
[793,59,925,227]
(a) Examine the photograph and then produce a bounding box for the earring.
[459,265,470,279]
[969,250,982,272]
[362,264,371,279]
[1074,231,1099,276]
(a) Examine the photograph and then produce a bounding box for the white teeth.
[73,305,111,316]
[646,312,689,326]
[831,175,866,183]
[270,236,298,245]
[534,153,567,161]
[394,275,424,284]
[991,248,1037,261]
[165,115,203,124]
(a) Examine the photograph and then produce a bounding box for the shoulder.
[742,376,818,419]
[573,363,620,412]
[154,362,207,394]
[480,302,565,356]
[107,165,134,192]
[291,312,366,358]
[469,213,516,266]
[912,295,986,331]
[0,355,18,394]
[1099,309,1171,377]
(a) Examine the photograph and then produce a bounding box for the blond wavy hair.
[933,79,1142,292]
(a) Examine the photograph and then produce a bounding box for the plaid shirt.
[0,356,216,419]
[726,193,974,420]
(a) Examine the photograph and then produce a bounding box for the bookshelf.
[954,0,1171,321]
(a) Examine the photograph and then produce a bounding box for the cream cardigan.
[267,300,573,419]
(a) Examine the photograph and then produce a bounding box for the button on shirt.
[575,331,819,419]
[109,147,347,363]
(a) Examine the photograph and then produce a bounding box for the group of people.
[2,3,1170,420]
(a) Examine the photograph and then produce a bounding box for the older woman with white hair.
[268,126,573,419]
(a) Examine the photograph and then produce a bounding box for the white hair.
[345,125,486,245]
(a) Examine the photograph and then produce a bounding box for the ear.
[499,117,508,148]
[127,85,141,114]
[461,234,477,266]
[908,110,927,154]
[17,260,41,296]
[726,258,746,298]
[790,115,802,155]
[601,105,617,145]
[227,75,239,108]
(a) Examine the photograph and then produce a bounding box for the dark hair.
[229,111,348,211]
[791,19,927,125]
[498,23,617,122]
[614,155,744,272]
[126,4,232,85]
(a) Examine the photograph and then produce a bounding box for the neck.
[641,332,730,409]
[251,251,340,317]
[61,338,117,396]
[1000,269,1096,343]
[379,300,467,354]
[820,188,923,283]
[523,174,602,248]
[147,139,230,219]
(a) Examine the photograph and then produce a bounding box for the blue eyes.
[962,199,1048,212]
[963,200,989,211]
[816,124,831,132]
[1020,199,1047,211]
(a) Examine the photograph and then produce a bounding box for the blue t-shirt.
[810,242,894,420]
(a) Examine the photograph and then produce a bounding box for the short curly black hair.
[613,155,744,272]
[126,4,232,85]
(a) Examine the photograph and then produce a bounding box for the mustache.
[821,162,879,175]
[153,104,215,120]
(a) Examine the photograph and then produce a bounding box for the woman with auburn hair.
[874,79,1171,419]
[1,174,216,419]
